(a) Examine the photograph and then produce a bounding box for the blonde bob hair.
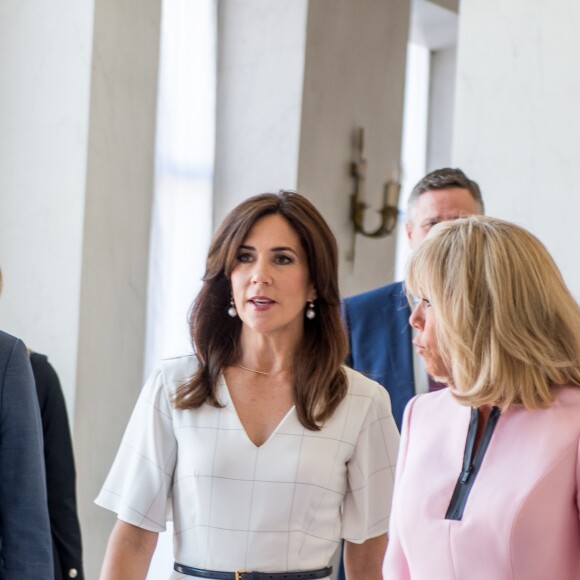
[406,215,580,410]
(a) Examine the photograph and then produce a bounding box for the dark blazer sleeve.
[342,282,415,430]
[31,353,84,580]
[0,332,53,579]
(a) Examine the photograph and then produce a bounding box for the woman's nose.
[251,259,272,285]
[409,303,424,329]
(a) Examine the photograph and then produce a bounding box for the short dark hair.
[407,168,484,221]
[174,191,349,430]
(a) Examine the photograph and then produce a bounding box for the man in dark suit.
[0,268,83,579]
[0,329,53,578]
[342,168,484,430]
[30,352,84,580]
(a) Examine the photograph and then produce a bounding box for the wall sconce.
[350,127,401,238]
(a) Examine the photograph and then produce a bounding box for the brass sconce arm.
[349,128,401,239]
[351,181,400,238]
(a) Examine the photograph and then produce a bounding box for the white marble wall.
[213,0,309,224]
[213,0,410,298]
[453,0,580,297]
[297,0,411,297]
[427,46,456,171]
[74,0,162,576]
[0,1,162,577]
[0,0,93,415]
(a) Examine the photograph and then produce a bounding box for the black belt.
[173,563,332,580]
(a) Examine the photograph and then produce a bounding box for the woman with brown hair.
[97,191,399,580]
[383,216,580,579]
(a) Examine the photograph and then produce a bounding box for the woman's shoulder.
[400,388,462,428]
[342,365,394,414]
[336,367,399,453]
[156,353,199,393]
[343,365,386,395]
[537,384,580,431]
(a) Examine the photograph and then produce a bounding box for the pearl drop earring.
[227,297,238,318]
[306,301,316,320]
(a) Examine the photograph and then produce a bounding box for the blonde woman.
[383,216,580,580]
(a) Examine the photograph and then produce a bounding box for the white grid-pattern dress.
[96,355,399,579]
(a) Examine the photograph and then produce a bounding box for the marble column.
[73,0,162,576]
[0,0,161,575]
[297,0,410,296]
[453,0,580,296]
[0,0,93,420]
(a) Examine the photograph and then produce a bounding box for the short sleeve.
[341,384,400,543]
[95,367,177,532]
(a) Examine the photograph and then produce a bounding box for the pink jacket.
[383,386,580,580]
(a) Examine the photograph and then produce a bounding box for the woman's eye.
[422,298,431,308]
[274,254,293,265]
[236,252,253,263]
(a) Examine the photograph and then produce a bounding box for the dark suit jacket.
[342,281,414,431]
[0,331,53,579]
[30,353,84,580]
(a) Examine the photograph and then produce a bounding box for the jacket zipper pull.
[460,465,473,484]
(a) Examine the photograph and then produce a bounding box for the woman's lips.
[413,341,425,354]
[248,296,275,310]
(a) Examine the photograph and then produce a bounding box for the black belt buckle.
[174,562,332,579]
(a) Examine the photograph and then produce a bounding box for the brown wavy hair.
[174,191,349,429]
[406,215,580,410]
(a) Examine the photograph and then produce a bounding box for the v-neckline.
[219,377,296,449]
[445,405,501,520]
